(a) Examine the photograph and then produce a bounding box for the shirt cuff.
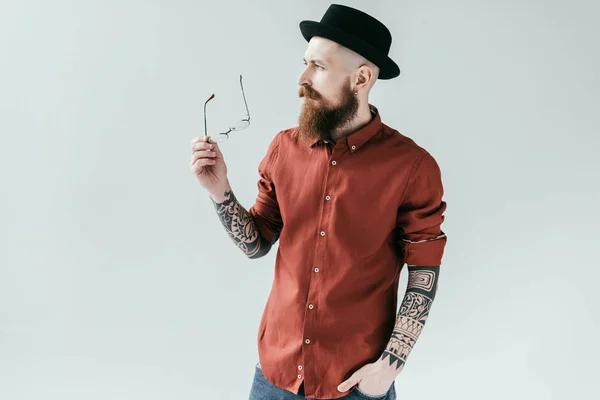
[401,232,447,266]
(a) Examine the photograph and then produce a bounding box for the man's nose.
[297,69,311,87]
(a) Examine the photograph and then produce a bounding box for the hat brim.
[299,20,400,80]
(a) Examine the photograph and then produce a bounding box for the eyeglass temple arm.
[239,74,250,121]
[204,94,215,136]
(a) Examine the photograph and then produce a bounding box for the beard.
[295,77,359,146]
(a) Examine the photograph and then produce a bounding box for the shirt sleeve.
[396,152,448,266]
[248,133,283,245]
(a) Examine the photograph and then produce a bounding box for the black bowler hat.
[299,4,400,80]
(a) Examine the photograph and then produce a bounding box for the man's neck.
[330,103,373,143]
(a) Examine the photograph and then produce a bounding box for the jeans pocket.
[353,386,388,399]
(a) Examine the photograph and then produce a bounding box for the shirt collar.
[309,104,383,152]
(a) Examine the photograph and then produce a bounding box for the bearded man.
[190,4,448,400]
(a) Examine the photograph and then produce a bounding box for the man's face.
[296,37,359,145]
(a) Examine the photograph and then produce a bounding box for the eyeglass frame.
[203,74,251,143]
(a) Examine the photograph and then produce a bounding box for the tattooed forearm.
[210,189,272,259]
[380,266,439,370]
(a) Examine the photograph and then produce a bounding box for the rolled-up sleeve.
[396,152,448,266]
[248,133,283,245]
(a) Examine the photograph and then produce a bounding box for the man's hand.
[337,359,397,396]
[190,135,229,197]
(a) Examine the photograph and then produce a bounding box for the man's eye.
[303,62,323,70]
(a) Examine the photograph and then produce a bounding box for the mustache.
[298,85,321,100]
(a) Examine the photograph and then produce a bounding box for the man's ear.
[356,65,373,90]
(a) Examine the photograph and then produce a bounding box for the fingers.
[191,146,217,164]
[190,135,224,159]
[192,157,217,168]
[191,136,214,152]
[189,136,215,170]
[191,135,212,144]
[337,370,363,392]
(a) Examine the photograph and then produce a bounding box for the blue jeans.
[249,362,397,400]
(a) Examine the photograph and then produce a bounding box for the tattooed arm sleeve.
[379,265,439,371]
[210,188,273,259]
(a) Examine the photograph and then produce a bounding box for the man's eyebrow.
[303,57,327,65]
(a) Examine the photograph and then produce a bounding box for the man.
[189,4,447,400]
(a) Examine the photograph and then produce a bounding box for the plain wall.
[1,0,598,398]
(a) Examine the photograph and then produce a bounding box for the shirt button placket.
[323,158,336,236]
[305,150,337,389]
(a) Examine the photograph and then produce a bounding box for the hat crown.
[319,4,392,53]
[299,3,400,79]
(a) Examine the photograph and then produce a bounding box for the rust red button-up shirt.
[248,104,447,399]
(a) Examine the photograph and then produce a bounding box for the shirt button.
[314,267,319,273]
[320,231,325,236]
[298,365,303,370]
[308,304,314,309]
[325,195,331,201]
[351,145,356,150]
[305,339,311,344]
[298,374,302,379]
[331,160,337,165]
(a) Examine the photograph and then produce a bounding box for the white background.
[1,0,598,399]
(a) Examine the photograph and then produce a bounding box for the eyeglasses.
[203,74,251,143]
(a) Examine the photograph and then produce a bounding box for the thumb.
[337,371,362,392]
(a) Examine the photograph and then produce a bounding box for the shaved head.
[332,43,380,91]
